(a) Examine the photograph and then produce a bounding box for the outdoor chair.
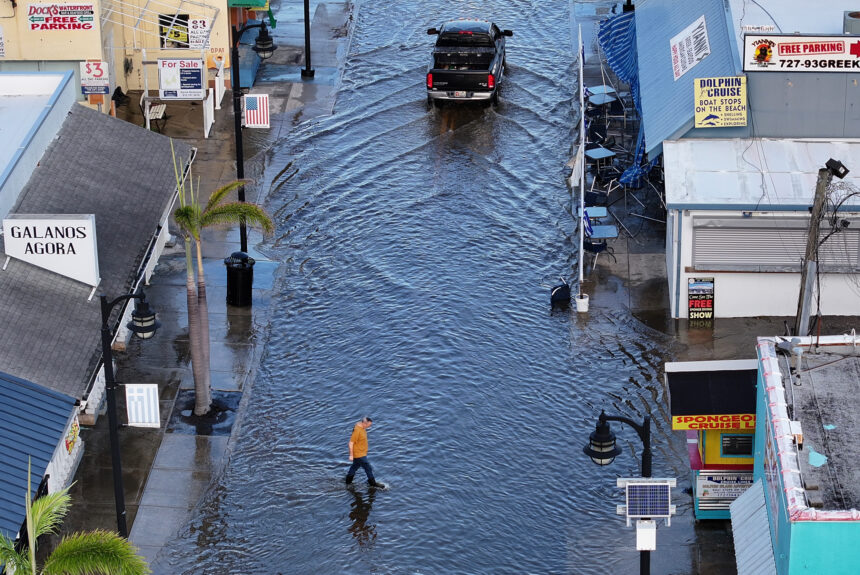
[583,238,616,270]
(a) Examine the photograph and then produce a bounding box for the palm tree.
[0,462,149,575]
[172,143,274,416]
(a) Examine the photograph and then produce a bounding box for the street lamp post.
[230,21,277,253]
[301,0,314,78]
[583,410,652,575]
[100,290,160,538]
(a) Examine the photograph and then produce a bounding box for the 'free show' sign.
[3,214,100,286]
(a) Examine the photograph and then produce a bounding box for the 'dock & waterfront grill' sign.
[744,34,860,72]
[2,214,100,286]
[28,3,95,31]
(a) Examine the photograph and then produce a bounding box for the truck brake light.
[427,73,433,89]
[488,74,495,89]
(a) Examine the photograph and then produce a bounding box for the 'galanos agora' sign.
[3,214,100,286]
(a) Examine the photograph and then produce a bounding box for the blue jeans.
[346,456,375,482]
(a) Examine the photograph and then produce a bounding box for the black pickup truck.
[426,20,512,107]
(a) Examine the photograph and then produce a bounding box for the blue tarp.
[597,11,659,188]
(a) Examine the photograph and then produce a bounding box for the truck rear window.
[437,33,493,48]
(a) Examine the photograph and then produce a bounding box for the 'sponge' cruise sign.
[3,214,100,286]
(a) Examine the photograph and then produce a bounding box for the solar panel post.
[586,411,654,574]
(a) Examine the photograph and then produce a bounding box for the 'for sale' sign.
[158,59,205,100]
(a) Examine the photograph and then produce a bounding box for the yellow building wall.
[701,429,754,467]
[0,0,230,94]
[101,0,231,93]
[0,1,102,60]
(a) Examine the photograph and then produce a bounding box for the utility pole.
[795,159,850,335]
[795,168,831,337]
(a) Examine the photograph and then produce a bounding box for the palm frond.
[42,531,150,575]
[173,205,198,239]
[204,181,246,213]
[170,139,188,208]
[201,203,274,236]
[29,488,72,540]
[0,535,31,575]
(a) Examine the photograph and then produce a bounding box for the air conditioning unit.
[843,11,860,34]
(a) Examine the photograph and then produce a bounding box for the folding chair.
[583,238,616,270]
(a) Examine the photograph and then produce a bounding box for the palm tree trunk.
[194,240,212,415]
[184,237,210,416]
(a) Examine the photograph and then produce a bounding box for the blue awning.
[597,11,657,188]
[0,372,76,539]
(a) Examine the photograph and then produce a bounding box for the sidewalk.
[58,2,356,570]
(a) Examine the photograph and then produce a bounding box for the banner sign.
[65,416,80,453]
[744,34,860,72]
[673,414,755,430]
[79,60,109,94]
[243,94,270,128]
[696,472,753,503]
[670,15,711,81]
[2,214,100,286]
[694,76,746,128]
[688,277,714,319]
[28,3,95,31]
[158,59,205,100]
[188,18,210,49]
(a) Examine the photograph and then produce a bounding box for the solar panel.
[626,483,671,518]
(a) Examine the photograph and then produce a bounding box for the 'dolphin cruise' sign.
[3,214,100,286]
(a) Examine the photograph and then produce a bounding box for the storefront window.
[721,433,753,456]
[159,14,190,49]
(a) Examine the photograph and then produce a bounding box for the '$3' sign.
[84,62,104,78]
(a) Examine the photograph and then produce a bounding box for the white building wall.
[44,412,84,493]
[671,209,860,318]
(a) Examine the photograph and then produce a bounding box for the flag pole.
[578,25,586,291]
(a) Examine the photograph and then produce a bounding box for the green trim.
[227,0,267,8]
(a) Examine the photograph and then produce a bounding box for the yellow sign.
[694,76,747,128]
[672,414,755,430]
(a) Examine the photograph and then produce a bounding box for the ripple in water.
[154,1,694,573]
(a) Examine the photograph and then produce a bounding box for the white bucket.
[575,293,590,313]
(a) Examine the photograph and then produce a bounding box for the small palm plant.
[0,462,149,575]
[171,142,274,416]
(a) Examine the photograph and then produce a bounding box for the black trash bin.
[224,251,255,307]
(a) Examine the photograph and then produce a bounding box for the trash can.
[224,251,255,307]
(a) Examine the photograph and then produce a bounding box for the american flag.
[244,94,270,128]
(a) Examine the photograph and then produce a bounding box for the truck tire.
[491,91,499,107]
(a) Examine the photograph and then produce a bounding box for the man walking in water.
[346,416,384,488]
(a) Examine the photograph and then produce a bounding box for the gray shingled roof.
[0,371,77,539]
[0,104,192,399]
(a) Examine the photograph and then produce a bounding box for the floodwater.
[156,1,708,573]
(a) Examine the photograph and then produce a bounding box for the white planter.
[575,293,590,312]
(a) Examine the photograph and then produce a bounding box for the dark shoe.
[345,476,354,485]
[368,480,385,488]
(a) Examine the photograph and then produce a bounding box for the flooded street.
[155,1,715,573]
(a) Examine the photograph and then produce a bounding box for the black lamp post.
[100,290,160,538]
[230,21,277,253]
[301,0,314,78]
[583,410,652,575]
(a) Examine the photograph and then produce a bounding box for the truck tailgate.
[429,69,492,93]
